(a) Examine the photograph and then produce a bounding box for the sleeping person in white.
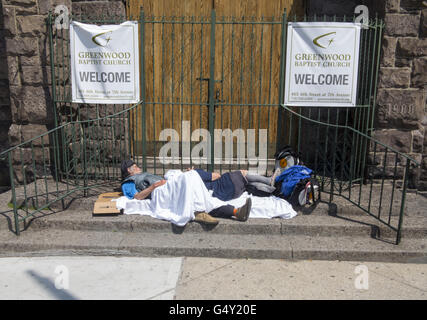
[119,160,252,226]
[117,160,297,226]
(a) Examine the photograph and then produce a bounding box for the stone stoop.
[0,195,426,263]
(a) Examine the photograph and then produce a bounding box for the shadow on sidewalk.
[26,270,79,300]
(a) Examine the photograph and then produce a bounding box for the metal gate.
[129,10,385,179]
[0,9,420,244]
[130,10,287,175]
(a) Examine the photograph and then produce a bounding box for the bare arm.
[133,180,166,200]
[211,172,221,181]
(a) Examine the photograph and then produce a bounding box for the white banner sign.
[70,21,139,104]
[284,22,361,107]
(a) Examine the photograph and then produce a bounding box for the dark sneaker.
[194,212,219,225]
[234,197,252,222]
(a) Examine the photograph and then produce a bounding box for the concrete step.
[0,229,425,263]
[22,209,427,240]
[6,195,422,240]
[1,185,425,262]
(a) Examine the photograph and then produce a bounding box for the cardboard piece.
[93,192,123,215]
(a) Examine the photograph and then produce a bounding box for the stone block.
[411,56,427,88]
[55,103,78,122]
[19,55,41,66]
[11,146,50,165]
[400,0,424,12]
[421,167,427,190]
[422,156,427,171]
[82,121,127,140]
[376,88,425,129]
[11,148,32,165]
[384,14,420,36]
[10,86,52,124]
[408,162,422,189]
[371,129,413,153]
[38,0,71,16]
[15,6,38,16]
[380,36,397,67]
[37,0,51,15]
[5,37,38,56]
[50,0,72,13]
[67,142,83,161]
[84,139,127,163]
[8,0,36,5]
[367,164,405,180]
[72,1,125,20]
[2,6,17,37]
[16,15,47,36]
[8,123,21,146]
[6,56,20,86]
[378,67,411,88]
[417,180,427,190]
[12,162,51,184]
[62,122,82,142]
[413,129,424,153]
[9,86,24,124]
[386,0,400,13]
[397,37,427,57]
[21,124,48,146]
[78,104,130,121]
[395,57,413,68]
[7,0,37,15]
[21,65,46,86]
[367,151,419,167]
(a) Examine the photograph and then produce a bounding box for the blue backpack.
[274,165,312,197]
[273,165,320,207]
[246,146,320,207]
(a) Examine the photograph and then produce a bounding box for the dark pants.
[209,205,235,218]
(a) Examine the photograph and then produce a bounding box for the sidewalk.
[0,256,425,300]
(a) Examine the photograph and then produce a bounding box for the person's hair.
[121,159,135,179]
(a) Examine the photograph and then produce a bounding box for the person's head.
[121,160,142,179]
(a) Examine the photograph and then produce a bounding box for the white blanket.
[115,170,297,226]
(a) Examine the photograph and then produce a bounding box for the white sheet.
[115,170,297,226]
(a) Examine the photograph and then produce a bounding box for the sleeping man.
[120,160,252,226]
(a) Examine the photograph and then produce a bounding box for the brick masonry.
[0,0,426,189]
[0,0,126,185]
[374,0,427,189]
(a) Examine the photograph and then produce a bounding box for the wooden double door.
[127,0,304,172]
